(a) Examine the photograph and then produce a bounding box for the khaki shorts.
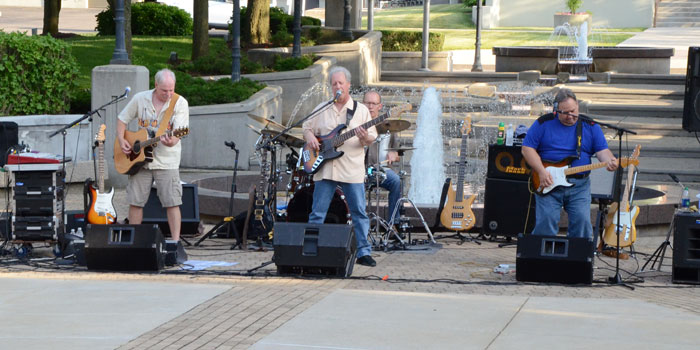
[127,168,182,208]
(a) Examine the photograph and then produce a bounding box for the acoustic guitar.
[114,127,189,175]
[603,145,641,248]
[530,157,638,195]
[302,103,411,174]
[87,124,117,225]
[439,116,477,231]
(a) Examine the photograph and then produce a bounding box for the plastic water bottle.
[76,227,84,238]
[681,187,690,209]
[69,228,76,236]
[505,123,514,146]
[497,122,505,145]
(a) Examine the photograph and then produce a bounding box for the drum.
[365,166,387,190]
[287,185,350,224]
[288,168,313,194]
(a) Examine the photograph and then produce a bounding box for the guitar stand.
[387,197,435,245]
[434,231,481,245]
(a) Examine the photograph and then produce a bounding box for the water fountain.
[408,87,446,205]
[552,22,593,77]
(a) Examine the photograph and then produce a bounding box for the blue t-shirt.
[523,113,609,168]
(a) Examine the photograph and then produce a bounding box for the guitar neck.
[455,132,468,202]
[333,112,390,147]
[563,161,608,176]
[620,164,636,212]
[98,142,105,192]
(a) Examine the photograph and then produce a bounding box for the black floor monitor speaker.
[516,234,594,284]
[273,222,356,277]
[672,212,700,284]
[0,121,18,167]
[482,177,536,237]
[85,224,165,271]
[683,46,700,132]
[142,184,200,237]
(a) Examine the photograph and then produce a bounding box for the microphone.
[669,173,680,184]
[224,141,236,150]
[333,90,342,102]
[120,86,131,99]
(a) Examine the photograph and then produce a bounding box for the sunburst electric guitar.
[440,116,477,231]
[531,157,639,195]
[603,145,641,248]
[87,124,117,225]
[114,127,189,175]
[302,104,411,174]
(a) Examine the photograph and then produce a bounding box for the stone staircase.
[656,0,700,27]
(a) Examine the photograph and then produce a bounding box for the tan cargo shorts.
[127,168,182,208]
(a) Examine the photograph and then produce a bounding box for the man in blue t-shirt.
[522,88,618,238]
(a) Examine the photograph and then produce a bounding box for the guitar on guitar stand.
[87,124,117,225]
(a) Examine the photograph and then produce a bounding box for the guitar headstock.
[388,103,411,118]
[95,124,106,144]
[461,116,472,137]
[171,127,190,139]
[631,144,641,160]
[619,144,641,168]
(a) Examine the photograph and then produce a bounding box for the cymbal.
[248,114,285,130]
[386,147,415,152]
[246,124,261,135]
[376,119,411,133]
[260,129,305,148]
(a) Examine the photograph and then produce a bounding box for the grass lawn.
[361,4,472,29]
[65,36,227,89]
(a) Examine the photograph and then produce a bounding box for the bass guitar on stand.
[439,116,476,231]
[87,124,117,225]
[603,145,641,248]
[302,104,411,174]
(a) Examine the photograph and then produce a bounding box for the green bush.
[238,7,321,45]
[272,54,315,72]
[462,0,485,7]
[380,30,444,52]
[270,27,294,47]
[174,72,266,107]
[0,32,78,115]
[96,2,193,36]
[173,45,265,75]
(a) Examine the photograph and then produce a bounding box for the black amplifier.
[486,144,532,181]
[12,215,62,241]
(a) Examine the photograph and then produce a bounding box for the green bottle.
[497,122,505,145]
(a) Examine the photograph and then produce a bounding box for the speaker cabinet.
[683,46,700,132]
[273,222,356,277]
[142,184,200,237]
[482,177,536,237]
[85,224,165,271]
[486,145,532,181]
[0,121,18,167]
[673,212,700,284]
[516,234,594,284]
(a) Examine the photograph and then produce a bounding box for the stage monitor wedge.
[85,224,165,271]
[683,46,700,132]
[516,234,594,285]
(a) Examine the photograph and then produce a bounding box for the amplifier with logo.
[486,145,532,181]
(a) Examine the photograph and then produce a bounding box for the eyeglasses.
[364,102,381,107]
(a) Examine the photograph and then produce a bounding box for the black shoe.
[356,255,376,267]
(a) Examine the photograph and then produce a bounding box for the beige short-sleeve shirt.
[303,97,377,183]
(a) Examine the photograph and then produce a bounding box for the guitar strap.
[575,119,583,160]
[345,100,358,126]
[155,93,181,137]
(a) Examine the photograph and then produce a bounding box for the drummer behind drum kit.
[246,111,434,250]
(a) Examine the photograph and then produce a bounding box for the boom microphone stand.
[641,173,685,272]
[577,113,640,289]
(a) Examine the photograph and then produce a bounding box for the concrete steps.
[656,0,700,27]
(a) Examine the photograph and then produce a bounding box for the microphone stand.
[48,93,127,239]
[261,95,337,150]
[579,114,640,289]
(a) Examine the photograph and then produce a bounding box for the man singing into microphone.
[303,66,378,266]
[522,88,617,238]
[116,68,189,243]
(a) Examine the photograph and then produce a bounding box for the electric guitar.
[302,103,411,174]
[87,124,117,225]
[440,116,477,231]
[247,136,274,242]
[530,157,638,195]
[114,127,189,175]
[603,145,641,248]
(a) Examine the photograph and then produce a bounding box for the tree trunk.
[192,0,209,60]
[249,0,270,44]
[42,0,61,37]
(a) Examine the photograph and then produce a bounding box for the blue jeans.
[310,180,371,258]
[533,177,592,238]
[380,168,401,222]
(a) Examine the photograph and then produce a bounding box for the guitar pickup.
[255,200,264,206]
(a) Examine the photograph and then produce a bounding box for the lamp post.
[342,0,354,40]
[292,0,302,57]
[368,0,374,31]
[110,0,130,65]
[420,0,430,71]
[471,0,483,72]
[231,0,241,82]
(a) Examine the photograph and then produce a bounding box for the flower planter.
[553,13,592,29]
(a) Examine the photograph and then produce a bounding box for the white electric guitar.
[87,124,117,225]
[531,157,638,195]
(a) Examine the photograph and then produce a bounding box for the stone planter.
[381,51,453,72]
[553,13,592,29]
[179,85,283,170]
[247,29,382,87]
